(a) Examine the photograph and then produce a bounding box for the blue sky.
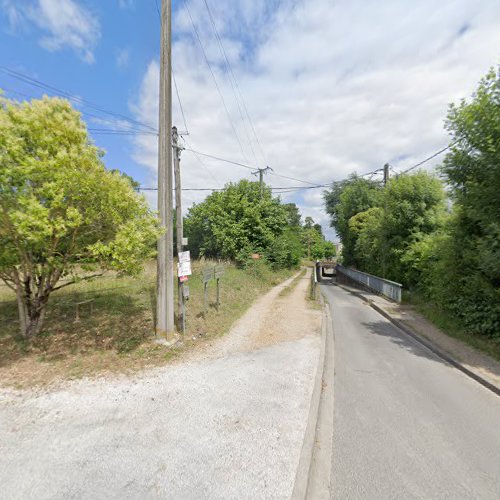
[1,0,500,240]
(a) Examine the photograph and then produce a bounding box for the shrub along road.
[0,269,321,499]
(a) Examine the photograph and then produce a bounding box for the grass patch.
[0,259,293,388]
[278,268,306,297]
[407,293,500,362]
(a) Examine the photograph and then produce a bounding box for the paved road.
[321,283,500,500]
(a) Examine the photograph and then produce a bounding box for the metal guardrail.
[336,264,403,303]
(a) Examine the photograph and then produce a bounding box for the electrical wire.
[182,137,219,184]
[398,141,457,175]
[183,147,256,171]
[202,0,259,165]
[202,0,267,166]
[172,69,189,134]
[183,0,249,163]
[88,128,158,136]
[267,170,322,186]
[0,66,157,133]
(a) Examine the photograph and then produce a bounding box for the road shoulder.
[333,282,500,396]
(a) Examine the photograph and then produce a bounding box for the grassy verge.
[0,259,293,388]
[278,268,306,297]
[406,293,500,362]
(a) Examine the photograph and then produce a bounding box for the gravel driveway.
[0,270,321,500]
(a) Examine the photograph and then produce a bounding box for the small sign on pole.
[214,264,225,279]
[182,237,188,246]
[202,267,214,283]
[177,261,192,277]
[202,267,214,317]
[178,250,190,263]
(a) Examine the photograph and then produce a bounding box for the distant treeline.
[184,179,336,269]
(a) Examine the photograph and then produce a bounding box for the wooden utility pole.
[156,0,174,338]
[383,163,390,185]
[172,126,185,333]
[252,166,272,198]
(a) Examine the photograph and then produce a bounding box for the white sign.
[177,261,192,277]
[178,251,190,264]
[182,237,188,246]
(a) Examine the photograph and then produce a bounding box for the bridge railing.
[336,264,402,303]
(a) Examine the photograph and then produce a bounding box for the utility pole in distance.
[172,126,185,333]
[156,0,175,338]
[252,166,273,198]
[383,163,390,186]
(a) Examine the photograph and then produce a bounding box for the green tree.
[265,228,303,269]
[348,207,383,275]
[184,180,288,263]
[0,96,159,339]
[283,203,301,227]
[380,171,446,284]
[432,67,500,337]
[323,175,382,266]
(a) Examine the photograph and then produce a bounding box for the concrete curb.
[305,300,335,499]
[336,283,500,398]
[291,297,329,500]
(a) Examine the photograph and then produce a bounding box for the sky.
[1,0,499,240]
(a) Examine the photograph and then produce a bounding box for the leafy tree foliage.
[429,67,500,337]
[184,180,288,263]
[323,175,382,266]
[380,172,446,285]
[340,172,445,283]
[283,203,301,227]
[323,67,500,339]
[185,180,336,269]
[0,96,159,339]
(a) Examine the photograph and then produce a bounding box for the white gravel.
[0,275,321,500]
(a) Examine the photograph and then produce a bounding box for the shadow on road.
[362,320,445,365]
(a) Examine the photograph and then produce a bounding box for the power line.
[0,85,154,134]
[268,170,321,186]
[182,137,219,184]
[202,0,259,166]
[183,0,249,163]
[398,141,457,175]
[88,128,158,136]
[172,69,189,134]
[0,66,158,133]
[138,183,328,192]
[183,147,256,170]
[201,0,267,166]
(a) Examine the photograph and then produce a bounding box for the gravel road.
[0,271,321,500]
[322,283,500,500]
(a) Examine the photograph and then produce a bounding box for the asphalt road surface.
[321,283,500,500]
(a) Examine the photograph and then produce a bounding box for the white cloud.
[3,0,100,63]
[116,48,130,69]
[118,0,134,9]
[131,0,500,240]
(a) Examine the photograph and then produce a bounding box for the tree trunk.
[25,307,46,339]
[14,281,48,340]
[15,287,28,338]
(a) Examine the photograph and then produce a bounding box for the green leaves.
[185,180,288,263]
[0,94,160,337]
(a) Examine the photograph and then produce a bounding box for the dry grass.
[0,259,293,388]
[278,268,306,297]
